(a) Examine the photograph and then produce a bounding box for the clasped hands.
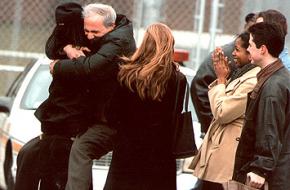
[211,47,230,84]
[49,44,90,74]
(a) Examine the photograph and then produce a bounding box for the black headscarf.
[45,2,87,59]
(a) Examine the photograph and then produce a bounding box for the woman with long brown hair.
[104,23,187,190]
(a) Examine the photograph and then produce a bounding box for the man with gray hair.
[49,3,136,190]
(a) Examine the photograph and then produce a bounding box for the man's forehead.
[84,15,104,30]
[84,14,103,22]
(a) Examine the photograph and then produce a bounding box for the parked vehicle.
[0,57,49,189]
[0,54,201,190]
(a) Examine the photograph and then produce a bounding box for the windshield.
[20,65,51,109]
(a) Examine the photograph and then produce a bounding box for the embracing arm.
[45,34,67,59]
[176,72,187,114]
[53,38,132,81]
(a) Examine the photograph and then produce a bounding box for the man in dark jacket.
[233,22,290,190]
[49,3,136,190]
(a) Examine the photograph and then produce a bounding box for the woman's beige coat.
[189,66,260,183]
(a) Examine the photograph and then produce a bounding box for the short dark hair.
[257,9,287,36]
[243,12,256,31]
[248,22,284,58]
[245,13,256,23]
[236,32,250,49]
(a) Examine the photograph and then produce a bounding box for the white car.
[0,57,50,189]
[0,57,201,190]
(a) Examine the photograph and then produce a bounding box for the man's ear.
[260,44,267,55]
[110,23,116,30]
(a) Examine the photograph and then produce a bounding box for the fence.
[0,0,290,95]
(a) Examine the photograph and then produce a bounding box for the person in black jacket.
[190,13,256,139]
[14,3,93,190]
[233,22,290,190]
[48,3,136,190]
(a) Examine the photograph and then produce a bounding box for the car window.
[5,60,35,98]
[20,65,51,109]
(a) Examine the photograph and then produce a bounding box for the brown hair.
[257,9,287,36]
[118,23,177,101]
[248,22,284,58]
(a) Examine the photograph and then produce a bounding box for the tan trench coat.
[189,67,260,183]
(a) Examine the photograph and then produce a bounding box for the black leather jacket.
[233,66,290,190]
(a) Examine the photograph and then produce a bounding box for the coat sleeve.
[45,32,67,60]
[190,42,235,132]
[208,77,257,124]
[53,38,129,81]
[106,84,124,129]
[177,73,187,115]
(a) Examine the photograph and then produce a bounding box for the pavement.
[92,169,198,190]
